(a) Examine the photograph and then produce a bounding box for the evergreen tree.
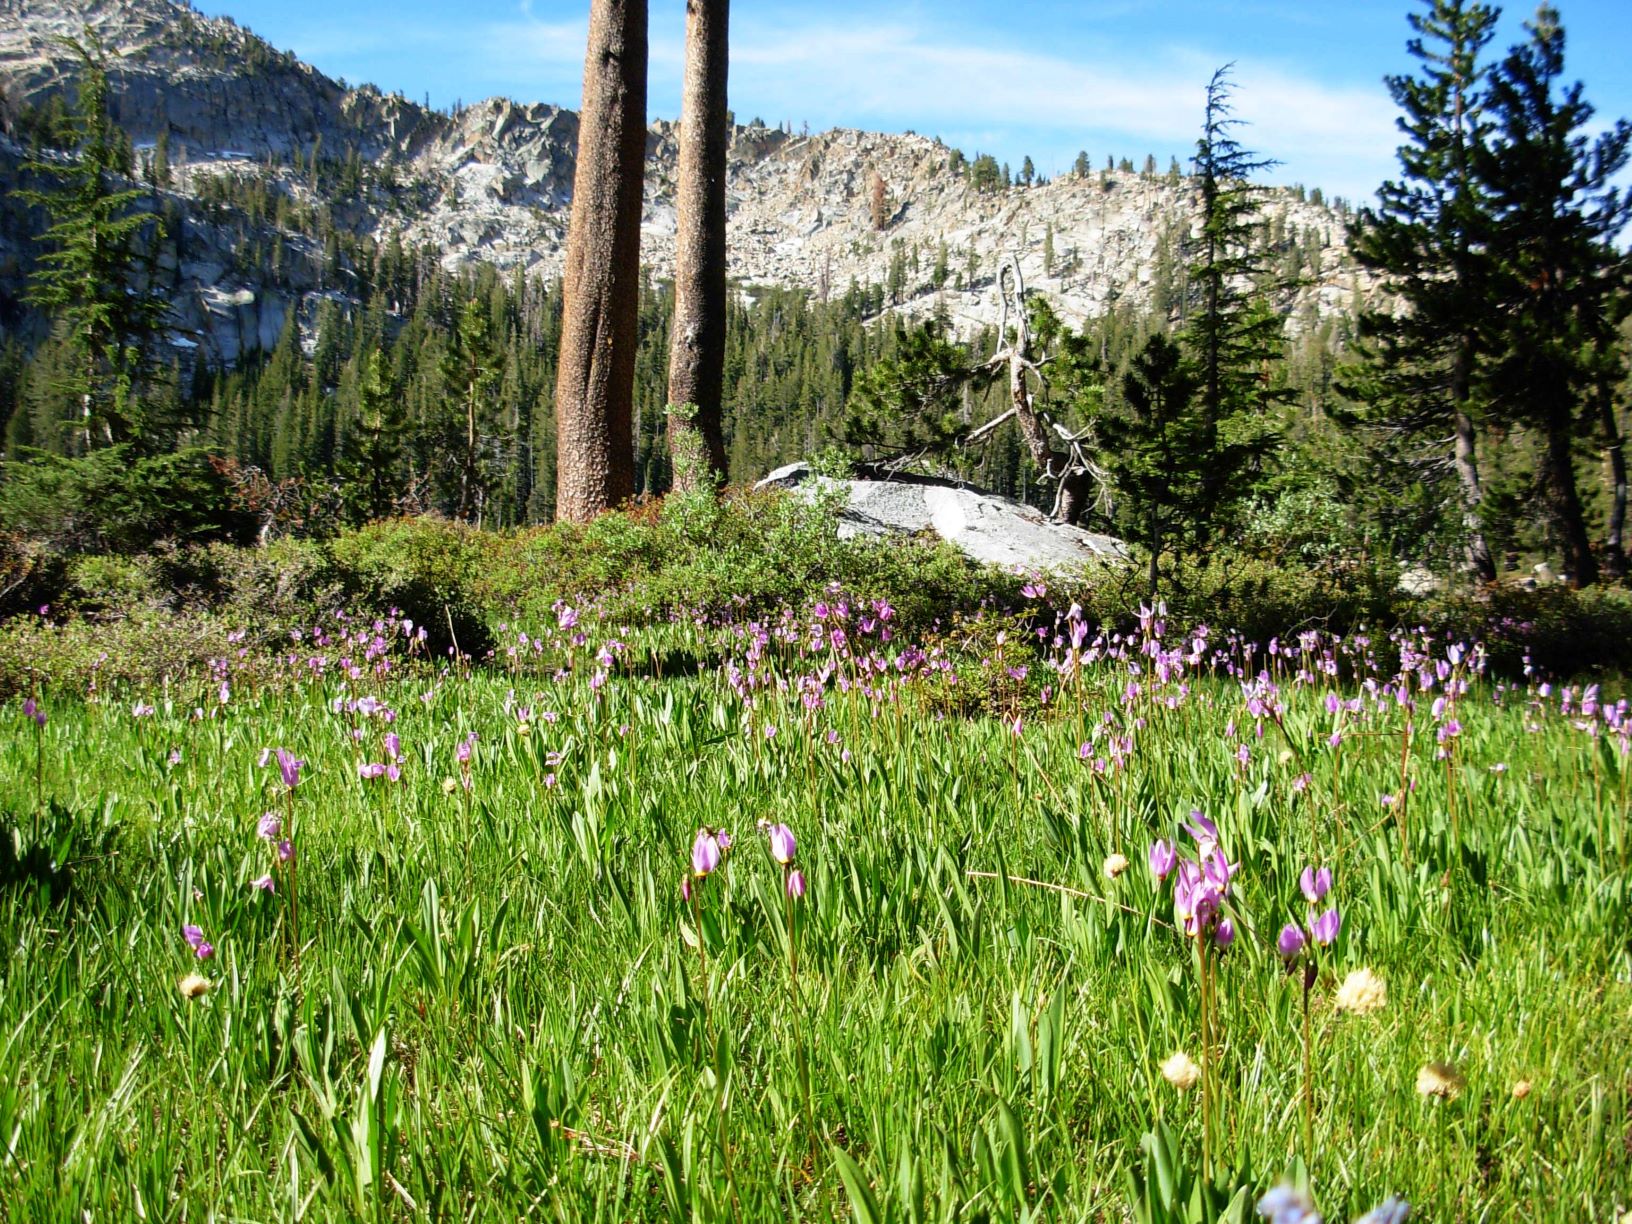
[665,0,731,489]
[19,36,168,451]
[1473,4,1631,586]
[147,129,172,190]
[337,348,408,524]
[1179,65,1283,549]
[439,298,503,522]
[1096,333,1205,592]
[1347,0,1501,580]
[841,319,975,463]
[553,0,647,522]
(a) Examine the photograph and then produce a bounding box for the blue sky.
[190,0,1632,205]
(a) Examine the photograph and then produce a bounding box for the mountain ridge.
[0,0,1370,366]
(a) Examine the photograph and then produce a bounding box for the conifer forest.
[0,1,1630,1220]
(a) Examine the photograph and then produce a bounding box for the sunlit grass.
[1,607,1629,1220]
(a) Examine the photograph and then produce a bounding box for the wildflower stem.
[1198,934,1212,1182]
[1591,742,1604,874]
[692,885,707,995]
[785,866,817,1168]
[1396,720,1412,867]
[34,713,43,812]
[1301,968,1314,1168]
[285,787,301,979]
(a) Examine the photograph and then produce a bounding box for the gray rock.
[1396,565,1443,596]
[756,462,1127,573]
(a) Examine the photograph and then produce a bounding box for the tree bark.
[1055,469,1094,527]
[1451,340,1497,582]
[1452,409,1496,581]
[664,0,729,490]
[1539,400,1598,588]
[553,0,647,522]
[1448,65,1497,585]
[1600,388,1627,580]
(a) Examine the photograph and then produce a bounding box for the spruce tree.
[1347,0,1501,580]
[1096,332,1204,593]
[1473,5,1630,586]
[440,298,502,522]
[19,36,167,451]
[1179,65,1283,551]
[338,349,408,525]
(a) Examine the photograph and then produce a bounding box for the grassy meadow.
[1,598,1630,1221]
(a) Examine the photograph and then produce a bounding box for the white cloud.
[475,18,590,80]
[463,8,1399,200]
[719,18,1397,198]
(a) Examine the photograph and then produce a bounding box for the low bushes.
[0,446,256,555]
[2,485,1630,694]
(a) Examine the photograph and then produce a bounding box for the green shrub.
[1058,551,1402,644]
[1416,583,1632,678]
[206,536,343,634]
[0,447,257,554]
[477,486,1006,636]
[327,517,493,658]
[0,608,240,698]
[66,553,163,613]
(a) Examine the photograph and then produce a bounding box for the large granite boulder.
[756,462,1128,573]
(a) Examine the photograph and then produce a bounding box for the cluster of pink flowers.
[1276,867,1342,961]
[182,923,214,960]
[1150,811,1238,948]
[684,826,733,901]
[763,821,808,899]
[358,731,404,782]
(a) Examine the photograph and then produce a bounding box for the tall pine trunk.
[665,0,729,490]
[1451,341,1496,581]
[1600,389,1627,579]
[553,0,647,522]
[1539,396,1597,587]
[1448,61,1496,585]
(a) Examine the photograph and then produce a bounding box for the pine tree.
[19,36,168,451]
[1096,333,1204,592]
[1179,65,1284,549]
[1473,5,1631,586]
[148,129,172,190]
[441,298,503,522]
[665,0,730,490]
[338,348,408,524]
[1347,0,1501,580]
[869,170,890,229]
[553,0,646,522]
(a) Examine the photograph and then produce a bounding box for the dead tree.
[961,256,1105,524]
[664,0,730,490]
[553,0,647,522]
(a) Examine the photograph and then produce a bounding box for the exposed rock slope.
[1,0,1371,365]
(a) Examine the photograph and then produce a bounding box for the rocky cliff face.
[1,0,445,159]
[0,0,1371,367]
